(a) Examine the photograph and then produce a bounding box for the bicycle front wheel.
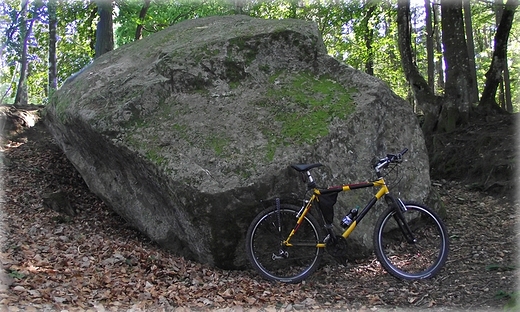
[245,204,324,283]
[374,202,449,280]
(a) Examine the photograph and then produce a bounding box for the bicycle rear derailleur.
[272,249,289,260]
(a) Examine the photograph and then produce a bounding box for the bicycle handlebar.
[293,148,409,188]
[374,148,408,176]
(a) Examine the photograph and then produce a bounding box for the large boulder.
[44,15,431,269]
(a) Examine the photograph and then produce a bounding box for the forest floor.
[0,112,518,311]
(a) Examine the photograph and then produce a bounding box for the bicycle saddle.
[290,163,323,172]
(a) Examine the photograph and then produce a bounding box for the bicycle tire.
[245,204,324,283]
[373,201,449,280]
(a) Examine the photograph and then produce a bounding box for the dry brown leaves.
[0,123,517,311]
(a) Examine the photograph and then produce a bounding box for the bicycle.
[245,148,449,283]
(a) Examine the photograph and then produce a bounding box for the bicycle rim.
[246,205,322,283]
[374,203,449,280]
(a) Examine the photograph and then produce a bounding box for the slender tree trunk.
[503,60,513,112]
[234,0,244,15]
[14,0,33,107]
[425,0,435,90]
[463,0,479,104]
[48,0,58,96]
[135,0,151,41]
[362,1,376,76]
[493,0,514,112]
[478,0,518,111]
[439,0,472,132]
[494,0,506,110]
[433,3,444,91]
[95,0,114,58]
[499,81,505,109]
[397,0,442,140]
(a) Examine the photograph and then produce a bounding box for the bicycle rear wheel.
[374,202,449,280]
[245,204,324,283]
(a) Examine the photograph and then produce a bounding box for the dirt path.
[0,121,518,311]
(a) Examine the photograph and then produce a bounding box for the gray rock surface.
[44,15,431,269]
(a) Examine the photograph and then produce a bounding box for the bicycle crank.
[325,235,349,264]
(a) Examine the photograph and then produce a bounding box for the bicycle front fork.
[387,195,416,244]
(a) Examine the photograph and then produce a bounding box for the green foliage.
[8,268,26,279]
[1,0,96,105]
[1,0,518,112]
[247,0,409,100]
[55,1,97,82]
[114,0,235,47]
[1,0,28,104]
[408,1,520,111]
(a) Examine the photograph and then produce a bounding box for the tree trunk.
[397,0,442,140]
[135,0,151,41]
[493,0,514,112]
[463,0,479,104]
[95,0,114,58]
[494,0,506,110]
[14,0,33,107]
[424,0,434,90]
[503,60,513,112]
[433,3,444,91]
[234,0,245,15]
[48,0,58,96]
[478,0,518,111]
[439,0,472,132]
[362,1,376,76]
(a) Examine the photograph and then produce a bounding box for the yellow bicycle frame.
[282,178,390,248]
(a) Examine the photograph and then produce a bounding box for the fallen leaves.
[0,122,518,311]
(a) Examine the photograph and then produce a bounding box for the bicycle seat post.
[290,163,322,189]
[306,171,316,189]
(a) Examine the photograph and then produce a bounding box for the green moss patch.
[207,135,229,156]
[260,71,356,159]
